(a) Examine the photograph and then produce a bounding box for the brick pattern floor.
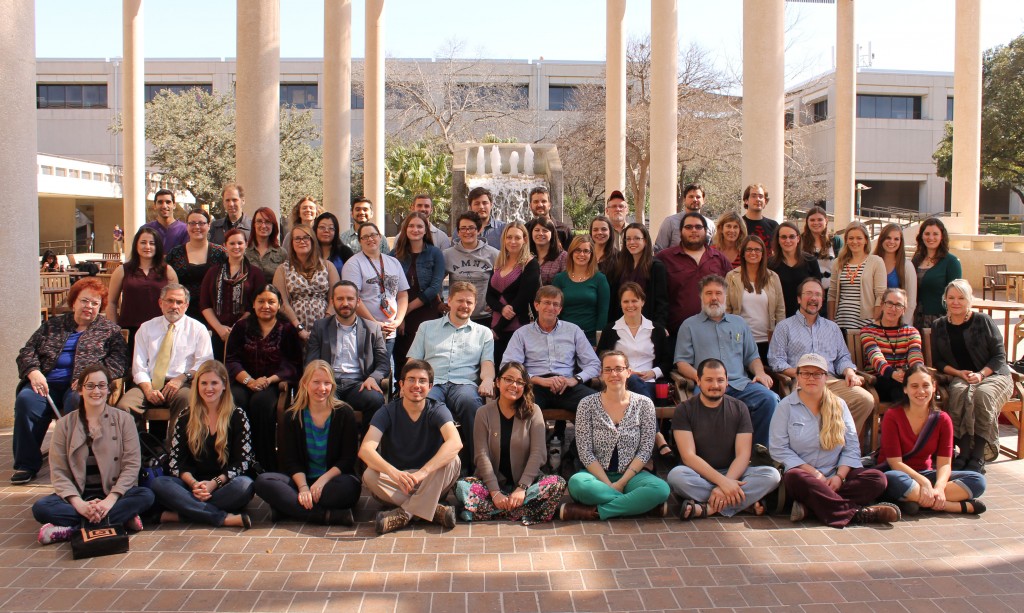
[2,428,1023,612]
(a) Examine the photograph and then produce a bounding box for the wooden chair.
[983,264,1012,301]
[40,272,72,315]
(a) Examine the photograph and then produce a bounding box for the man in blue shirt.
[408,281,495,471]
[674,275,778,445]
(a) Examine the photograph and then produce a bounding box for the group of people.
[20,181,1002,545]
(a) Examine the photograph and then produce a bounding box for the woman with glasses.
[454,362,567,524]
[828,223,887,334]
[273,224,341,343]
[768,221,822,317]
[801,206,842,306]
[167,208,228,322]
[105,226,178,355]
[529,216,567,285]
[553,235,610,346]
[392,212,445,376]
[559,351,670,521]
[200,228,266,359]
[245,207,287,281]
[769,353,900,527]
[607,223,669,329]
[487,222,540,367]
[589,215,619,275]
[872,223,917,326]
[342,221,409,360]
[860,288,924,402]
[32,365,155,545]
[912,217,962,331]
[726,236,785,362]
[711,211,748,268]
[313,212,355,275]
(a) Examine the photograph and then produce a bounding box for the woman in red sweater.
[878,364,986,515]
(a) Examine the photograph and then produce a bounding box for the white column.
[0,0,40,427]
[122,0,145,234]
[833,0,856,228]
[236,0,281,218]
[649,0,678,234]
[742,0,786,220]
[365,0,386,227]
[605,0,626,200]
[324,0,352,227]
[950,0,982,235]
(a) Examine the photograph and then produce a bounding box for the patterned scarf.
[215,260,249,317]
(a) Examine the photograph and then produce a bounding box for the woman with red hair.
[245,207,287,281]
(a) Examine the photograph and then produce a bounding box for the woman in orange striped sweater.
[859,288,924,402]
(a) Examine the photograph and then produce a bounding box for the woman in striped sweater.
[860,288,925,402]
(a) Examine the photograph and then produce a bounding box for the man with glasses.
[859,288,925,402]
[655,211,732,335]
[208,183,252,245]
[604,190,630,249]
[768,277,873,443]
[675,275,778,445]
[654,184,716,252]
[741,184,779,253]
[408,282,495,472]
[444,211,499,326]
[340,197,391,255]
[411,194,451,250]
[143,189,189,252]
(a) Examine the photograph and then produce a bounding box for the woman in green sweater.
[553,235,610,346]
[911,218,962,331]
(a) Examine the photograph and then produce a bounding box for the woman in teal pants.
[559,350,671,520]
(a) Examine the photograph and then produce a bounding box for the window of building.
[145,83,213,103]
[40,166,53,175]
[548,85,579,111]
[55,168,67,177]
[857,95,922,119]
[811,99,828,123]
[946,97,954,121]
[352,88,364,110]
[784,110,795,129]
[280,83,318,109]
[37,84,108,109]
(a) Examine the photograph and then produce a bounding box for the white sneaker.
[549,436,562,449]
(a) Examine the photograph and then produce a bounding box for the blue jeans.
[428,382,484,468]
[884,469,986,501]
[626,375,656,403]
[150,475,255,526]
[13,383,79,473]
[666,465,781,517]
[32,487,155,527]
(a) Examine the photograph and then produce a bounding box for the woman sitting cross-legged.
[768,353,901,527]
[150,360,255,529]
[560,351,671,520]
[879,364,987,516]
[33,365,155,545]
[455,362,567,525]
[255,360,361,526]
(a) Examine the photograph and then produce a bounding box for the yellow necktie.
[151,323,176,389]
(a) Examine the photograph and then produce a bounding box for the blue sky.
[35,0,1024,85]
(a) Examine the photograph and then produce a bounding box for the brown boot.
[853,502,901,524]
[432,504,456,530]
[559,502,599,521]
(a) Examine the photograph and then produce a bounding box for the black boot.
[952,437,970,470]
[966,435,987,474]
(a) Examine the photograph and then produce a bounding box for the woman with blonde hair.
[828,222,886,333]
[254,360,360,525]
[725,235,786,362]
[711,211,747,267]
[150,360,255,529]
[486,222,540,367]
[769,353,899,527]
[281,196,321,246]
[553,235,610,345]
[273,223,341,343]
[872,223,917,325]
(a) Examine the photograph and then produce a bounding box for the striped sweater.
[860,323,924,377]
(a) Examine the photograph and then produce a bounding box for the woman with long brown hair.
[726,235,786,362]
[800,206,841,305]
[912,217,961,331]
[553,235,610,345]
[589,215,619,275]
[711,211,747,267]
[607,223,668,329]
[528,216,566,285]
[872,223,917,326]
[273,223,341,343]
[246,207,287,280]
[106,226,179,354]
[392,211,446,375]
[200,228,266,358]
[768,221,822,317]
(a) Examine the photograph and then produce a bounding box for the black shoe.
[965,458,986,474]
[951,454,969,471]
[960,499,987,515]
[10,470,36,485]
[896,500,920,516]
[240,513,253,530]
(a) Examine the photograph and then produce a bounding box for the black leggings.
[254,472,361,523]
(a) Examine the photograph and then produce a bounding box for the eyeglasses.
[883,301,906,310]
[574,249,593,255]
[779,234,799,241]
[77,298,102,308]
[797,370,827,379]
[360,233,381,241]
[744,248,764,253]
[318,226,336,233]
[292,235,313,243]
[83,383,108,391]
[254,220,273,226]
[624,236,645,243]
[500,376,526,387]
[458,226,478,233]
[537,299,562,308]
[187,221,209,227]
[682,224,705,231]
[602,366,628,374]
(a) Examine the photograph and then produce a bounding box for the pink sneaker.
[125,515,144,533]
[38,523,74,545]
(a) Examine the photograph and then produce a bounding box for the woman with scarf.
[200,228,266,359]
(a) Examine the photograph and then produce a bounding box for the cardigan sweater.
[860,322,925,377]
[828,254,887,320]
[17,313,128,384]
[278,405,359,478]
[724,268,787,334]
[931,312,1011,376]
[596,321,674,379]
[473,401,547,493]
[486,258,541,331]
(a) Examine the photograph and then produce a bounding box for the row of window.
[798,95,956,125]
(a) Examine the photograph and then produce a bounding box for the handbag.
[70,519,129,560]
[862,410,941,470]
[137,430,169,489]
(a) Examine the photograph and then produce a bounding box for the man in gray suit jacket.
[306,281,389,427]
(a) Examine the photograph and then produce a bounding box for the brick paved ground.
[1,426,1023,612]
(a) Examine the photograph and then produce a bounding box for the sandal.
[959,499,987,515]
[678,499,710,521]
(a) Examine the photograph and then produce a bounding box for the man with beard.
[466,187,506,247]
[675,275,778,445]
[143,189,189,252]
[340,198,391,255]
[305,280,389,428]
[118,284,214,442]
[524,186,573,250]
[666,358,781,519]
[408,282,495,471]
[768,277,873,441]
[656,211,732,335]
[654,184,716,251]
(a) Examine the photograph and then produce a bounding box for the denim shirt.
[399,244,446,304]
[768,391,862,474]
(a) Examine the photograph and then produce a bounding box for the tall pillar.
[605,0,626,201]
[950,0,982,235]
[742,0,785,220]
[0,0,40,427]
[365,0,386,227]
[324,0,352,227]
[833,0,856,228]
[122,0,145,234]
[236,0,281,217]
[649,0,678,234]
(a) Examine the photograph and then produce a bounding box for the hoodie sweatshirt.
[444,240,500,318]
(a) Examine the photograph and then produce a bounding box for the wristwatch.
[242,376,252,385]
[185,371,194,384]
[296,323,306,332]
[573,375,584,385]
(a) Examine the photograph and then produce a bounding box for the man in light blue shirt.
[408,281,495,470]
[502,285,601,438]
[674,275,778,445]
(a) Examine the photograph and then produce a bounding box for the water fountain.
[451,142,564,227]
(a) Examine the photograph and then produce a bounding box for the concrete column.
[605,0,626,201]
[324,0,352,228]
[236,0,281,217]
[649,0,678,234]
[742,0,785,220]
[0,0,40,427]
[833,0,856,228]
[950,0,982,235]
[365,0,386,227]
[122,0,145,234]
